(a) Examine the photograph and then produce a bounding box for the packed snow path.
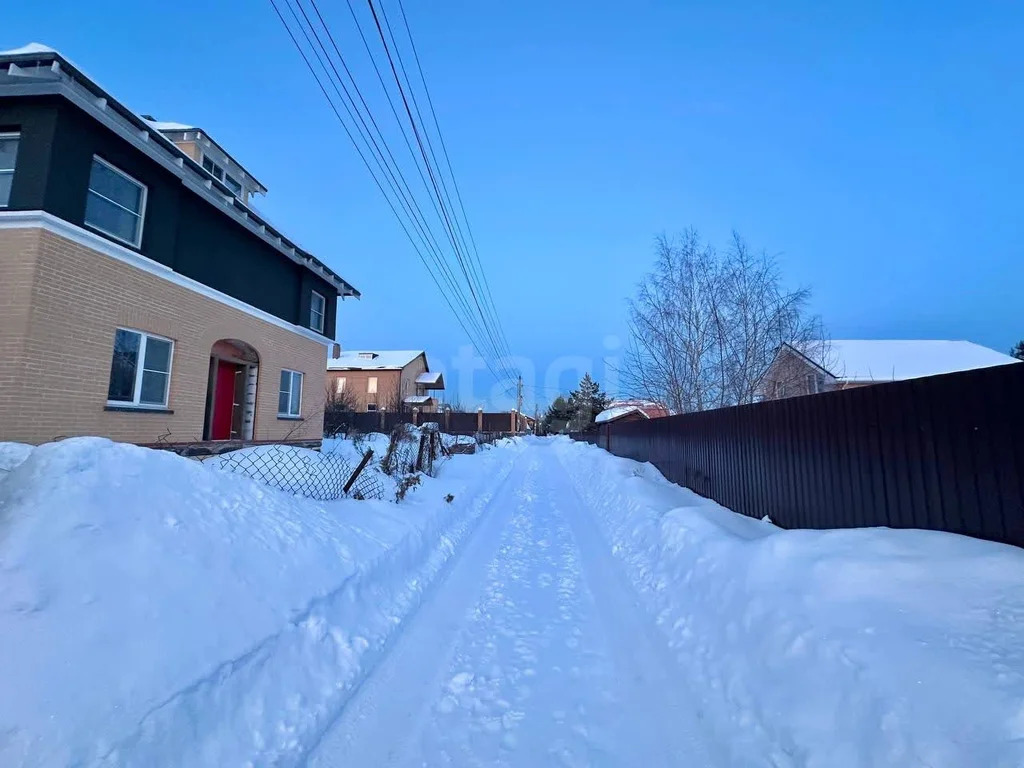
[308,441,718,767]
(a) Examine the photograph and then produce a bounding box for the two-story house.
[0,44,359,445]
[327,350,445,412]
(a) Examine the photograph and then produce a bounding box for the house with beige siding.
[0,44,359,446]
[327,350,445,412]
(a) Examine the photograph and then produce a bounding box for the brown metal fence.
[324,408,523,437]
[574,363,1024,547]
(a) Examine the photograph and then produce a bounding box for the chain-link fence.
[204,424,465,504]
[207,445,381,501]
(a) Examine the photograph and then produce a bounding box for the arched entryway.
[204,339,260,441]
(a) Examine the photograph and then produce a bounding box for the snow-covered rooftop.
[596,405,647,424]
[415,371,444,388]
[143,119,195,132]
[811,340,1019,382]
[596,400,671,423]
[0,42,58,56]
[327,350,424,370]
[403,395,433,405]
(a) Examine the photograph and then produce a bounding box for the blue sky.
[6,0,1023,410]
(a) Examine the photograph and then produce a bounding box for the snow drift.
[554,437,1024,768]
[0,437,522,767]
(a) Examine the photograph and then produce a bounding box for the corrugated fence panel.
[447,412,479,435]
[572,363,1024,548]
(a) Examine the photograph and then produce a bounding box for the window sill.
[105,405,174,414]
[84,222,142,251]
[277,415,303,421]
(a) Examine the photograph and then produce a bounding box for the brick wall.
[327,369,401,411]
[0,226,327,445]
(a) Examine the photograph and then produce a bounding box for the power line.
[393,0,513,365]
[287,0,494,357]
[269,0,516,392]
[364,0,507,366]
[361,0,519,386]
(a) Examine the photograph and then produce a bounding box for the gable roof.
[327,350,425,371]
[791,340,1019,383]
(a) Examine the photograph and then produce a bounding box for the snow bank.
[553,437,1024,768]
[0,437,523,767]
[0,442,33,473]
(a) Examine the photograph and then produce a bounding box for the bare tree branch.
[622,230,828,411]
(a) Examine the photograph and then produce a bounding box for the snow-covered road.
[309,441,718,767]
[5,435,1023,767]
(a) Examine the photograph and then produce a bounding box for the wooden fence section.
[575,363,1024,548]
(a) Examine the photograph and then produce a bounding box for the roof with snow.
[595,400,672,424]
[139,117,268,195]
[403,395,433,405]
[0,43,357,299]
[792,340,1019,382]
[327,350,425,371]
[142,119,195,132]
[2,43,57,56]
[596,406,642,424]
[415,371,445,389]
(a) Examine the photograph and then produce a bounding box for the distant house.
[0,44,359,446]
[760,340,1020,400]
[327,351,445,412]
[595,400,671,426]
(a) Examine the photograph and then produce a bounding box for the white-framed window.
[278,370,303,417]
[0,132,20,208]
[367,376,378,394]
[366,403,378,412]
[106,328,173,408]
[85,156,147,247]
[335,376,347,394]
[310,291,325,333]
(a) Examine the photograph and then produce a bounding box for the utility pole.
[515,375,523,434]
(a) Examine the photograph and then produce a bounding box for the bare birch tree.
[622,229,827,412]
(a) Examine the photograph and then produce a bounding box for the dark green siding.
[0,95,338,337]
[0,96,59,211]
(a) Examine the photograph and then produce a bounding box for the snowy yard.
[1,436,1023,766]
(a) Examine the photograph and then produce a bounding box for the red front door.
[211,361,241,440]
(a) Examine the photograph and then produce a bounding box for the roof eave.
[0,48,359,298]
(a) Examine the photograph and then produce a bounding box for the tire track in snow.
[310,440,721,767]
[305,453,535,766]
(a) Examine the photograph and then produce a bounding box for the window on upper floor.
[278,370,303,418]
[0,132,19,207]
[85,157,147,247]
[107,328,173,409]
[202,154,225,182]
[807,373,827,394]
[224,173,242,197]
[310,291,326,332]
[367,376,378,394]
[335,377,347,394]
